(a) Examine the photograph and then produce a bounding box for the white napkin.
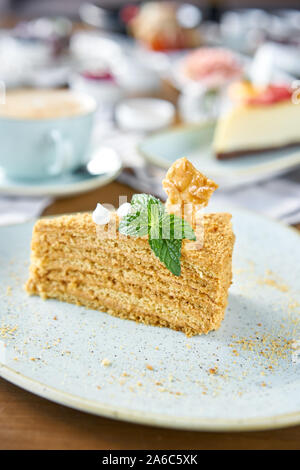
[0,196,52,226]
[213,175,300,225]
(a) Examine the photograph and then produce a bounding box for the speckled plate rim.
[1,362,300,432]
[0,211,300,432]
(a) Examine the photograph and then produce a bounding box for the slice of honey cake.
[26,158,235,336]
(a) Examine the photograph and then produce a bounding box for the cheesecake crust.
[216,141,300,160]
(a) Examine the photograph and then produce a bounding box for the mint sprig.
[118,194,196,276]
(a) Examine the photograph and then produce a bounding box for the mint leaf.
[118,210,148,237]
[148,197,162,239]
[118,193,196,276]
[149,238,182,276]
[119,193,164,238]
[132,193,164,215]
[171,214,196,240]
[161,213,196,241]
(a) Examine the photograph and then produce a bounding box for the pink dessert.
[182,48,242,88]
[81,70,115,82]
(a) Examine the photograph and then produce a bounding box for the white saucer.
[0,147,122,197]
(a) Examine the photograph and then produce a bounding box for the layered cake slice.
[213,80,300,159]
[26,158,235,336]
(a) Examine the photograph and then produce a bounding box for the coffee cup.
[0,89,97,180]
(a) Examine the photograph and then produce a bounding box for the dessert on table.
[26,158,235,336]
[181,47,242,87]
[178,48,243,123]
[70,65,124,107]
[213,80,298,159]
[128,2,202,51]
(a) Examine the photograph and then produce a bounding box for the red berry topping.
[247,85,292,105]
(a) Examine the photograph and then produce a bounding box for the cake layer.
[29,247,232,307]
[28,264,228,313]
[30,237,230,279]
[26,278,225,336]
[29,212,234,276]
[26,211,235,335]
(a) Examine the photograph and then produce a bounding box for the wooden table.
[1,181,299,450]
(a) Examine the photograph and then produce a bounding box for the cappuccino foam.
[0,89,94,120]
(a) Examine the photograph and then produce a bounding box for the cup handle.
[45,129,72,176]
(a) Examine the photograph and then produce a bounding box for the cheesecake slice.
[26,158,235,336]
[213,81,300,159]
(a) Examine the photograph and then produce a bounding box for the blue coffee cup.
[0,91,96,180]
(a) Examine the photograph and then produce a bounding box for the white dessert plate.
[138,123,300,189]
[0,208,299,431]
[0,147,122,197]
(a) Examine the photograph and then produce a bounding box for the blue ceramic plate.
[0,209,299,431]
[139,123,300,189]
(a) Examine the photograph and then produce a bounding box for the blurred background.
[1,0,300,225]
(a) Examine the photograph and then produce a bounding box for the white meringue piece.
[117,202,133,218]
[92,203,111,225]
